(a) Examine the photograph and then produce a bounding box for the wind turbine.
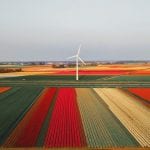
[67,44,86,81]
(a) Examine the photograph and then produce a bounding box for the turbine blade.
[77,44,82,55]
[67,55,77,59]
[78,56,86,65]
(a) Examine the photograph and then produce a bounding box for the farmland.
[0,86,149,149]
[0,87,11,93]
[0,87,43,144]
[76,88,139,148]
[94,88,150,147]
[0,64,150,149]
[128,88,150,102]
[0,64,150,87]
[0,75,150,87]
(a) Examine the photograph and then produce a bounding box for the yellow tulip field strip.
[76,88,139,148]
[94,88,150,147]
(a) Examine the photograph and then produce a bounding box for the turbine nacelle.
[67,55,85,65]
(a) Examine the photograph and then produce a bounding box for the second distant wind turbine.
[67,45,86,81]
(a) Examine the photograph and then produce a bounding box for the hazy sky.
[0,0,150,61]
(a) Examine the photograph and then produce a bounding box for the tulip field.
[128,88,150,102]
[4,88,57,147]
[0,87,11,93]
[0,86,149,148]
[44,88,86,147]
[94,88,150,147]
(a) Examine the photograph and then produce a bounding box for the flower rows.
[0,87,11,94]
[128,88,150,102]
[94,88,150,147]
[56,70,130,75]
[77,88,139,148]
[44,88,86,147]
[4,88,57,147]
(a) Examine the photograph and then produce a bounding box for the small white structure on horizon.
[67,44,86,81]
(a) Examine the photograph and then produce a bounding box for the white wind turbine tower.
[67,44,86,81]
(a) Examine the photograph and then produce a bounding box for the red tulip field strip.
[56,70,131,75]
[76,88,139,148]
[4,88,57,147]
[35,88,59,146]
[0,87,11,93]
[0,87,43,145]
[131,69,150,75]
[44,88,86,147]
[128,88,150,102]
[3,88,46,147]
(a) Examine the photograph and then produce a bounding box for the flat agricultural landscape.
[0,63,150,149]
[0,63,150,87]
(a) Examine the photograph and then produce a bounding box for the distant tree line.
[0,68,22,73]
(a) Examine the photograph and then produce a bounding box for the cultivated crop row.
[128,88,150,102]
[0,87,43,145]
[0,87,11,94]
[107,75,150,82]
[94,88,150,147]
[4,88,57,147]
[1,86,148,148]
[57,70,130,75]
[76,88,139,148]
[44,88,86,147]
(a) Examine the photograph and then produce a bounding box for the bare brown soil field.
[94,88,150,147]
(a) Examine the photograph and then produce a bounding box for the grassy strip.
[0,75,107,81]
[1,75,150,82]
[0,87,43,145]
[107,76,150,82]
[0,82,150,88]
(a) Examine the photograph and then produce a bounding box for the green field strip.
[0,75,150,82]
[107,76,150,82]
[0,75,150,88]
[0,82,150,88]
[36,88,59,146]
[0,87,43,144]
[91,90,141,146]
[0,87,21,101]
[76,88,140,148]
[0,75,107,81]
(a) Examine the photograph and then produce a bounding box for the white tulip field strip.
[76,88,139,148]
[94,88,150,147]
